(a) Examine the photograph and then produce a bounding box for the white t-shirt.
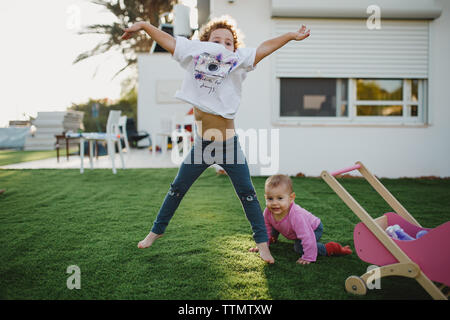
[172,36,257,119]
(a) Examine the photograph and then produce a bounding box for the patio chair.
[125,118,151,148]
[67,110,125,174]
[156,112,193,156]
[118,116,130,152]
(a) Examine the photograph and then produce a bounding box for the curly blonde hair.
[198,15,244,50]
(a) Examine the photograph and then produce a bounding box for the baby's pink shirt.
[264,202,321,262]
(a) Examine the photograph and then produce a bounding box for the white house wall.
[138,0,450,178]
[137,53,192,148]
[210,0,450,178]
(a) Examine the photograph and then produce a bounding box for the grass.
[0,168,449,300]
[0,149,76,166]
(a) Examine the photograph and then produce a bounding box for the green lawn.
[0,149,76,166]
[0,168,449,300]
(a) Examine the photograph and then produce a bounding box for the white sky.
[0,0,133,127]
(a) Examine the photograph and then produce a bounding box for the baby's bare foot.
[137,232,163,249]
[256,242,275,264]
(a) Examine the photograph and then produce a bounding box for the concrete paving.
[0,149,180,172]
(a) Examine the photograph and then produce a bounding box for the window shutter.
[271,0,442,20]
[274,19,429,79]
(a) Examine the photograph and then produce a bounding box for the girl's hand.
[248,247,259,253]
[296,258,311,265]
[291,24,311,41]
[121,22,145,40]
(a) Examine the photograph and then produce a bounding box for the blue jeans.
[271,222,327,257]
[151,134,268,244]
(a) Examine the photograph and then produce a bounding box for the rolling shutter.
[271,0,442,20]
[274,18,429,79]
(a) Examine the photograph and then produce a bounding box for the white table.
[66,132,125,174]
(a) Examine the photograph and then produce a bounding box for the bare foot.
[255,242,275,264]
[137,232,163,249]
[296,258,311,265]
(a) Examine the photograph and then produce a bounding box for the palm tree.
[73,0,177,78]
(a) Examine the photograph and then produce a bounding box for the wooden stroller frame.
[321,161,448,300]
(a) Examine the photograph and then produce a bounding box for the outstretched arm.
[121,21,176,55]
[254,24,310,67]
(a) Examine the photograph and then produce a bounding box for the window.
[280,78,347,117]
[278,78,426,124]
[355,79,421,118]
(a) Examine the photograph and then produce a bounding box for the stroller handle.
[331,164,361,176]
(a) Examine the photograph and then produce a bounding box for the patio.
[0,148,179,170]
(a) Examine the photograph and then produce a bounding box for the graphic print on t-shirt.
[193,52,238,94]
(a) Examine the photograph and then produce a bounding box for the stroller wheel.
[345,276,367,295]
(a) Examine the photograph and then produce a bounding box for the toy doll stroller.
[321,161,449,300]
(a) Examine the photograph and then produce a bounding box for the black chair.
[126,118,151,148]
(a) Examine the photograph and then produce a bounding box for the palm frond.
[74,0,177,76]
[111,58,137,80]
[72,40,117,64]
